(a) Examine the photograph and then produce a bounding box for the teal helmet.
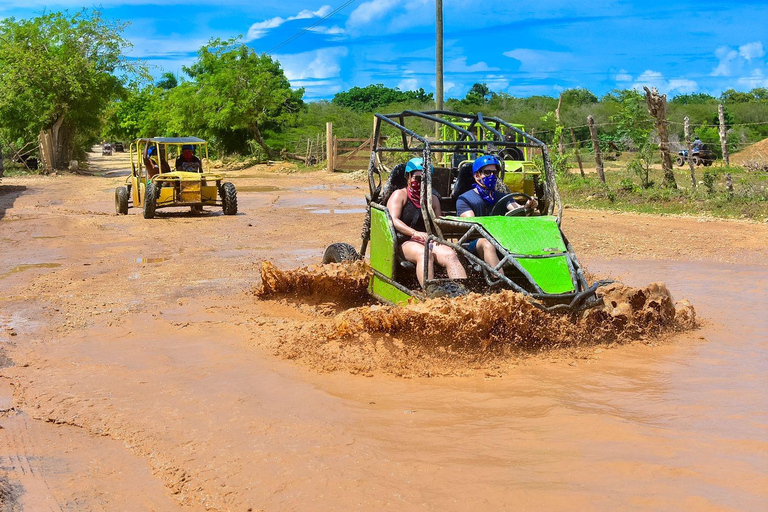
[405,157,433,174]
[405,157,423,174]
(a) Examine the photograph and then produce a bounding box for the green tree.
[720,89,754,104]
[465,83,492,104]
[332,84,432,113]
[156,72,178,90]
[606,89,652,148]
[560,88,598,106]
[181,38,304,158]
[670,93,717,105]
[0,10,134,170]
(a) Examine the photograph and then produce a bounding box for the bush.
[702,170,716,195]
[619,178,636,192]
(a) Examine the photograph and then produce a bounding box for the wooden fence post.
[326,122,334,172]
[644,86,676,188]
[570,127,585,178]
[718,104,730,166]
[684,116,696,189]
[587,115,605,183]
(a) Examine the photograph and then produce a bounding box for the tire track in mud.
[255,261,698,377]
[0,411,65,512]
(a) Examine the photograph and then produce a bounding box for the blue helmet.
[182,144,195,152]
[405,157,423,174]
[473,154,501,174]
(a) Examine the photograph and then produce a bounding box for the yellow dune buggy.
[114,137,237,219]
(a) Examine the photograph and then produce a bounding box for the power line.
[267,0,359,54]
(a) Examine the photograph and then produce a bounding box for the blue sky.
[2,1,767,101]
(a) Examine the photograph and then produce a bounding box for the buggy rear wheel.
[323,243,359,263]
[115,186,128,215]
[143,182,157,219]
[220,182,237,215]
[692,156,702,166]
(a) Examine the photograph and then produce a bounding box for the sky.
[2,0,768,102]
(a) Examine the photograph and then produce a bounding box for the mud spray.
[256,261,697,377]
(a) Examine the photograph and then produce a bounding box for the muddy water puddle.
[289,259,766,510]
[305,207,366,214]
[134,257,168,264]
[236,185,282,192]
[0,263,61,280]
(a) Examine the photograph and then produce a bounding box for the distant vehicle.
[113,142,125,152]
[115,137,237,219]
[677,144,715,167]
[102,143,113,156]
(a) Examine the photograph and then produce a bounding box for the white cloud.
[712,45,741,77]
[398,77,420,91]
[246,6,332,41]
[614,69,633,83]
[631,70,698,94]
[277,47,348,80]
[502,49,573,78]
[738,69,768,89]
[346,0,430,37]
[446,57,498,73]
[739,41,765,61]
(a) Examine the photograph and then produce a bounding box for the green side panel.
[370,208,396,278]
[442,215,575,294]
[445,216,566,256]
[369,275,412,304]
[517,256,575,294]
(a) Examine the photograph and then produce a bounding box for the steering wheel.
[490,193,533,217]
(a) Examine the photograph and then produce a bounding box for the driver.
[176,144,202,172]
[456,155,537,266]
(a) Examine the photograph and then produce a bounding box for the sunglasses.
[409,174,423,182]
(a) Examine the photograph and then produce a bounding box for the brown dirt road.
[1,148,767,510]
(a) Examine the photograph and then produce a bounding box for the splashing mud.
[257,260,372,310]
[255,262,697,376]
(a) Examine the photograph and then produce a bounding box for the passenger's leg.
[476,238,500,267]
[432,244,467,279]
[402,241,433,287]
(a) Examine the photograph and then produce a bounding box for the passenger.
[176,144,202,172]
[456,155,537,267]
[387,157,467,287]
[144,145,171,179]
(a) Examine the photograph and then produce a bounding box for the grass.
[556,156,768,221]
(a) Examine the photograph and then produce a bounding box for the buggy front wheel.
[143,182,157,219]
[115,186,128,215]
[425,281,469,299]
[676,156,685,167]
[220,182,238,215]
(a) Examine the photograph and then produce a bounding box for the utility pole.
[435,0,443,138]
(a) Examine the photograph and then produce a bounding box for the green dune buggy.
[323,110,609,313]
